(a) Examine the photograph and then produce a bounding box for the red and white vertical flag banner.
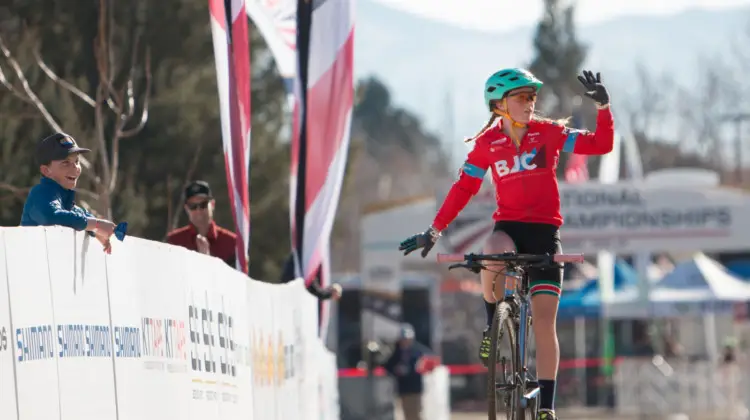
[245,0,297,108]
[209,0,252,273]
[291,0,355,330]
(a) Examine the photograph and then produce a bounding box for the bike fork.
[518,302,539,408]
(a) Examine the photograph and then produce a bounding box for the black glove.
[577,70,609,107]
[398,226,440,258]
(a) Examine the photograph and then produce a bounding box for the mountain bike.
[437,251,584,420]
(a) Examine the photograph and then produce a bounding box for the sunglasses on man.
[186,200,210,210]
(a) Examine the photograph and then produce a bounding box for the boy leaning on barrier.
[20,132,117,253]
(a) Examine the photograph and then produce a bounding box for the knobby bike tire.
[487,301,515,420]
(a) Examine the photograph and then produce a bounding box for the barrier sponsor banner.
[46,229,118,420]
[273,282,296,419]
[183,246,249,419]
[294,284,319,417]
[110,237,191,419]
[248,279,276,420]
[0,232,18,420]
[4,228,61,420]
[209,257,251,420]
[0,227,338,420]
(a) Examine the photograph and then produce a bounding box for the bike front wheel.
[487,301,516,420]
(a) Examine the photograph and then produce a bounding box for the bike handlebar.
[436,252,584,264]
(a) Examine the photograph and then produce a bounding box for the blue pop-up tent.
[558,259,640,319]
[726,260,750,279]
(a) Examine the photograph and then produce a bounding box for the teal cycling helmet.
[484,68,543,111]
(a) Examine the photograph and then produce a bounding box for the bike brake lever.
[448,262,485,274]
[468,263,483,274]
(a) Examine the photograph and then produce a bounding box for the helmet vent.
[508,76,519,81]
[498,72,511,77]
[487,86,496,92]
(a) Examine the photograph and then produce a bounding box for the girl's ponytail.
[465,113,499,143]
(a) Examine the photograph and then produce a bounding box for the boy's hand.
[87,218,116,237]
[95,231,112,254]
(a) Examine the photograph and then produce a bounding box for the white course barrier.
[0,227,339,420]
[421,366,451,420]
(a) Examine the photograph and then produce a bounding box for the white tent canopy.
[605,253,750,318]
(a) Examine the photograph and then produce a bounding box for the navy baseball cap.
[36,132,90,165]
[184,180,213,200]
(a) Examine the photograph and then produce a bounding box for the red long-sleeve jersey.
[432,107,615,231]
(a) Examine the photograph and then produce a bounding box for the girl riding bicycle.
[399,68,613,420]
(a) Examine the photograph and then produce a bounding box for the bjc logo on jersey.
[494,149,537,177]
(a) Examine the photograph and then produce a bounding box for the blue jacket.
[382,341,432,396]
[20,177,92,231]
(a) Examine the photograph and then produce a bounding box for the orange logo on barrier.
[267,336,274,384]
[249,328,295,387]
[277,331,285,385]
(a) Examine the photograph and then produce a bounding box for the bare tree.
[0,0,151,219]
[729,18,750,109]
[624,51,748,179]
[165,142,204,236]
[625,63,674,137]
[683,59,732,167]
[622,63,679,172]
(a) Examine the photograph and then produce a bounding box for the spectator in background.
[722,337,738,365]
[20,132,116,253]
[166,181,237,267]
[719,337,746,418]
[381,324,437,420]
[663,334,683,359]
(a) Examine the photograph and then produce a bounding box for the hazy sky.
[371,0,750,32]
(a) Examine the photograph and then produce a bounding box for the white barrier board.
[4,228,61,420]
[0,227,338,420]
[0,232,19,420]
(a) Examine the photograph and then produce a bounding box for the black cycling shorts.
[493,221,563,297]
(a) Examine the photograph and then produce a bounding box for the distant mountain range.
[354,0,750,161]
